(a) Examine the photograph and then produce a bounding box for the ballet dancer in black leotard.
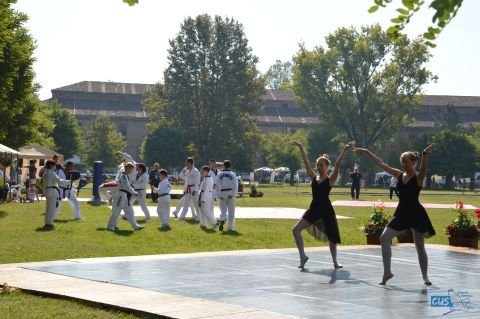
[354,144,435,286]
[290,140,353,269]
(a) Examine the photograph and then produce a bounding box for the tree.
[429,130,478,189]
[263,129,308,185]
[84,116,126,169]
[141,126,187,170]
[0,0,54,149]
[293,25,435,153]
[49,99,83,159]
[144,14,265,170]
[369,0,463,47]
[265,60,293,90]
[433,104,464,132]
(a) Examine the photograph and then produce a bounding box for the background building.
[47,81,480,159]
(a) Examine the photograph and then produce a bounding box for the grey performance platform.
[17,245,480,319]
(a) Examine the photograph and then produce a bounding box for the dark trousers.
[389,187,399,199]
[151,186,158,202]
[351,185,360,199]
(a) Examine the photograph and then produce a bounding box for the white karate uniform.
[130,172,150,219]
[209,168,219,200]
[199,176,216,227]
[216,170,238,230]
[178,166,201,219]
[54,168,82,220]
[42,169,69,226]
[153,178,171,226]
[107,173,142,230]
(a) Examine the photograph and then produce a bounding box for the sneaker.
[200,225,207,230]
[42,224,54,231]
[219,220,224,231]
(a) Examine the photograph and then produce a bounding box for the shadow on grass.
[96,227,134,236]
[0,211,8,218]
[53,219,71,224]
[184,218,200,225]
[35,226,55,232]
[221,230,242,236]
[201,227,217,234]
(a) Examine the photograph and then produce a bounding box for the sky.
[12,0,480,100]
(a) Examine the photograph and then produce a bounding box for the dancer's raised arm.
[354,148,402,177]
[329,142,354,186]
[417,144,434,186]
[289,140,316,179]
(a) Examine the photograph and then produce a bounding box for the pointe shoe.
[423,277,432,286]
[298,256,309,269]
[379,273,394,285]
[334,263,343,269]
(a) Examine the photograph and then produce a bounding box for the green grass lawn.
[1,188,478,318]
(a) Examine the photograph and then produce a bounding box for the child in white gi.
[215,160,238,231]
[107,162,144,231]
[199,166,217,230]
[41,160,69,230]
[153,169,171,228]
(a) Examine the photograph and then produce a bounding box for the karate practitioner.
[153,169,171,228]
[198,166,217,229]
[41,160,69,230]
[107,162,144,231]
[215,160,238,231]
[130,163,151,221]
[176,158,201,220]
[53,157,82,220]
[208,159,219,200]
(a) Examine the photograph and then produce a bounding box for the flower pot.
[366,234,381,245]
[397,230,414,243]
[448,237,478,249]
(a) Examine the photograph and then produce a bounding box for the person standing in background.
[350,168,362,200]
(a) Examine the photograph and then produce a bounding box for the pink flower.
[456,200,464,209]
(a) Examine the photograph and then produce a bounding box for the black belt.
[221,188,233,191]
[46,186,61,205]
[158,193,169,197]
[119,189,132,206]
[134,189,145,191]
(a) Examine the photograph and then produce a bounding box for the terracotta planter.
[366,234,381,245]
[448,237,478,249]
[397,230,414,243]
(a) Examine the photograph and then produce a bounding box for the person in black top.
[354,144,435,286]
[149,163,161,203]
[349,168,362,199]
[290,140,354,269]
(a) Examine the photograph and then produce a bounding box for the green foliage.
[293,25,435,151]
[429,129,478,188]
[263,129,308,175]
[433,104,464,132]
[360,203,391,236]
[122,0,138,5]
[49,99,83,159]
[369,0,464,47]
[265,60,293,89]
[84,116,126,169]
[141,126,187,169]
[0,1,54,149]
[144,14,265,170]
[445,201,479,238]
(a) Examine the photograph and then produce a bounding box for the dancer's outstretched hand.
[423,144,434,154]
[344,141,355,151]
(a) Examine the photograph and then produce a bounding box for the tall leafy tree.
[141,126,187,170]
[293,24,435,151]
[144,14,265,170]
[0,0,54,149]
[369,0,463,47]
[429,130,478,188]
[49,99,83,159]
[84,116,126,169]
[263,129,308,185]
[265,60,293,90]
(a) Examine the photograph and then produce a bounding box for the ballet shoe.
[379,273,394,285]
[298,256,309,269]
[334,263,343,269]
[423,277,432,286]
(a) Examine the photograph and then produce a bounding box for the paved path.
[1,245,479,319]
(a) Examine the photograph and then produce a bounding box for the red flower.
[475,208,480,219]
[456,200,464,209]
